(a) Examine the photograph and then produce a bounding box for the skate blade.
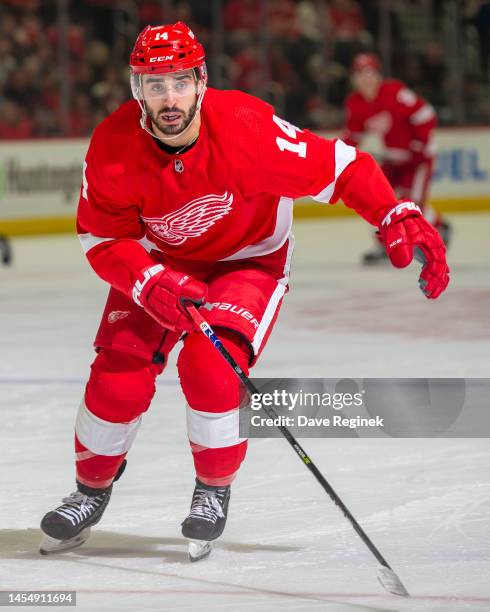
[377,566,410,597]
[188,539,212,562]
[362,254,389,266]
[39,527,91,555]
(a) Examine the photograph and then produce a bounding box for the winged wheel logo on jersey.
[143,192,234,246]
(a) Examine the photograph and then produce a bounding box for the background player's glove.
[409,151,431,166]
[379,201,450,299]
[132,264,208,332]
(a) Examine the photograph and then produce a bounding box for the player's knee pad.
[85,348,161,422]
[177,328,251,413]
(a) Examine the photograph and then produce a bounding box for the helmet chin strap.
[135,75,207,145]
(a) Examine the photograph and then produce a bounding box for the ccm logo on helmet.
[150,55,174,62]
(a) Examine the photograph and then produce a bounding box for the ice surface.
[1,214,489,611]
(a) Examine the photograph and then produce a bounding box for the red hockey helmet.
[130,22,208,142]
[351,53,381,74]
[130,22,205,75]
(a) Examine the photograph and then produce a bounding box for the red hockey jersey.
[343,79,436,164]
[77,88,399,300]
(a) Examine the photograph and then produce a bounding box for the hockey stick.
[185,302,410,598]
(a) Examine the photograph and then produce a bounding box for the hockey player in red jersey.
[343,52,452,265]
[39,23,449,560]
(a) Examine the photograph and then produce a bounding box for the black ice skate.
[0,235,12,266]
[437,219,452,249]
[181,479,231,562]
[39,461,126,555]
[362,243,388,265]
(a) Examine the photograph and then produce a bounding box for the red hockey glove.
[379,202,450,299]
[131,264,208,332]
[409,151,431,166]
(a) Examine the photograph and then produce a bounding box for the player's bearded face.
[147,98,198,135]
[142,71,199,136]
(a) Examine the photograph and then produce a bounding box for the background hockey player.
[343,52,452,265]
[39,23,450,560]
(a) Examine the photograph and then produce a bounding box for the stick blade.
[377,566,410,597]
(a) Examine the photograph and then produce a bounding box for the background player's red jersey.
[77,88,399,300]
[343,79,436,164]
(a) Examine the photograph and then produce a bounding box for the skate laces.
[188,487,226,524]
[55,491,104,526]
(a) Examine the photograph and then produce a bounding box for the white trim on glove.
[132,264,165,306]
[381,201,422,227]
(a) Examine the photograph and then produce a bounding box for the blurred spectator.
[173,2,211,49]
[296,0,322,42]
[267,0,297,39]
[224,0,261,34]
[0,0,488,140]
[328,0,366,67]
[329,0,365,41]
[417,41,447,111]
[470,0,490,81]
[3,64,39,110]
[0,99,34,139]
[0,38,16,88]
[0,2,130,139]
[91,66,128,114]
[3,0,39,9]
[361,0,406,75]
[230,40,263,93]
[304,57,347,128]
[68,92,93,137]
[138,0,172,25]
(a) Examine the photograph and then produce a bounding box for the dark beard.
[148,100,197,136]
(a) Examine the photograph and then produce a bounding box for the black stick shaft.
[186,304,394,570]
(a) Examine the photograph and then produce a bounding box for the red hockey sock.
[178,329,251,486]
[75,349,162,488]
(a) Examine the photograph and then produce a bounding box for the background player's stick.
[185,302,410,598]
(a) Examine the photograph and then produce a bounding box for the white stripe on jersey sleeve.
[311,139,356,203]
[78,233,115,254]
[78,232,161,255]
[409,104,435,125]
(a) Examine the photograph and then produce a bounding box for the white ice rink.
[1,214,489,611]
